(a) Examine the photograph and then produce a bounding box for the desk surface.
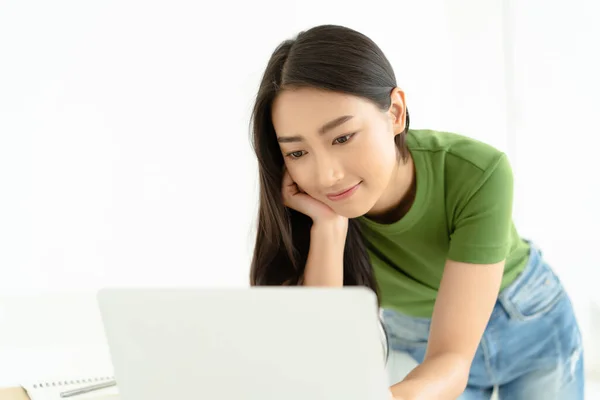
[0,387,120,400]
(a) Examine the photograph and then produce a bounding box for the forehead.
[271,88,375,136]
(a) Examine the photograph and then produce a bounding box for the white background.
[1,0,599,392]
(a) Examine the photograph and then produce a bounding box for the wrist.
[311,217,348,241]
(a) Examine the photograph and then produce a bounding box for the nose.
[314,154,344,188]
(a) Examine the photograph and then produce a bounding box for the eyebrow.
[277,115,354,143]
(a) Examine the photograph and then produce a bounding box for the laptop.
[97,286,390,400]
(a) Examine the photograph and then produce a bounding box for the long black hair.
[249,24,410,305]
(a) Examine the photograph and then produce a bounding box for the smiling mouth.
[326,182,361,201]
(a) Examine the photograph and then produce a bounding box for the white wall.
[509,0,600,286]
[506,0,600,377]
[0,0,509,292]
[0,0,598,387]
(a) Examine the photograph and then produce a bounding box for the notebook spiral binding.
[31,377,115,389]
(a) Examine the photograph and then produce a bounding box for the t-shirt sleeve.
[447,153,514,264]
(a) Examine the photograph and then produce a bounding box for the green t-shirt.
[359,129,530,318]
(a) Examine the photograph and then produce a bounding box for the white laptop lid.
[97,286,390,400]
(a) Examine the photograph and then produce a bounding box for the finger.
[282,169,302,199]
[281,167,294,188]
[281,169,295,206]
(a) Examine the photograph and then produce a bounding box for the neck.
[366,154,415,224]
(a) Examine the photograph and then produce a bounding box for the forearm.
[302,220,347,287]
[390,353,470,400]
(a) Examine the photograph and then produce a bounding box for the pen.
[59,379,117,398]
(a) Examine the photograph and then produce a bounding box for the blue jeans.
[381,243,585,399]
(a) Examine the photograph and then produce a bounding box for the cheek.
[285,163,315,191]
[355,138,397,183]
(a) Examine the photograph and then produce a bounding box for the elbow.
[428,352,471,397]
[457,370,470,396]
[446,354,471,395]
[395,352,472,400]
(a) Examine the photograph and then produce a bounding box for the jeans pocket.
[387,331,428,364]
[500,260,565,321]
[389,333,429,350]
[381,309,429,362]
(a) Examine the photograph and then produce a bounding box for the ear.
[388,87,407,135]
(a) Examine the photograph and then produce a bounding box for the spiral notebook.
[22,376,118,400]
[0,291,122,400]
[8,345,120,400]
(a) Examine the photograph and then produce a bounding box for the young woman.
[248,24,584,399]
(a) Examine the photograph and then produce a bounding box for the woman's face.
[271,87,407,218]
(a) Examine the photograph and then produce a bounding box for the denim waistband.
[497,240,543,301]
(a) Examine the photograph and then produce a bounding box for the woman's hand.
[281,168,346,228]
[390,392,405,400]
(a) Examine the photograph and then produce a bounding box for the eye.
[286,150,306,159]
[333,133,355,144]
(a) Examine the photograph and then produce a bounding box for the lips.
[326,182,361,201]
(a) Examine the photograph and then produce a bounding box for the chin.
[332,201,374,219]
